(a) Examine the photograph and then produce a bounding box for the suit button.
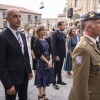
[89,91,91,93]
[97,71,100,74]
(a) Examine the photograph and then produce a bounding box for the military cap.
[80,11,100,21]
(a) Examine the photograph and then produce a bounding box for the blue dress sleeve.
[67,37,72,51]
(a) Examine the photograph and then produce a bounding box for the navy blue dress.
[35,40,53,88]
[64,36,77,71]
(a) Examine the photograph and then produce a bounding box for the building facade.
[41,18,57,30]
[0,4,41,32]
[58,14,66,22]
[66,0,100,24]
[57,5,67,28]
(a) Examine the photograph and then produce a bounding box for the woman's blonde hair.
[35,25,45,37]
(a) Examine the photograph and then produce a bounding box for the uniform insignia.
[75,56,83,65]
[89,11,95,18]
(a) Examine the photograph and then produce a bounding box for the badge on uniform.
[75,56,83,65]
[88,11,95,18]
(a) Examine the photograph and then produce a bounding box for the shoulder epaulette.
[79,41,88,47]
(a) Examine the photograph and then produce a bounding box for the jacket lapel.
[19,32,26,47]
[92,43,100,55]
[57,30,65,43]
[6,28,21,49]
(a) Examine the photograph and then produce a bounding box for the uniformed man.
[68,11,100,100]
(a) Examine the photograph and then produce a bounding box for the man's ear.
[86,24,92,32]
[6,17,9,22]
[88,24,93,29]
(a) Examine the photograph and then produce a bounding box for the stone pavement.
[0,71,72,100]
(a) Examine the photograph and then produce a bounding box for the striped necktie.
[16,32,24,54]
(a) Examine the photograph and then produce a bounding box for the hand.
[47,60,52,69]
[31,52,36,59]
[55,56,60,61]
[7,86,16,95]
[70,52,73,58]
[28,73,33,80]
[32,55,36,59]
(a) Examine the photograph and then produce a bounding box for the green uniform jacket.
[69,36,100,100]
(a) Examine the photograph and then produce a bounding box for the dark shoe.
[38,95,43,100]
[42,94,49,100]
[53,84,59,90]
[57,81,66,85]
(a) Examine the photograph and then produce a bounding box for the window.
[28,15,32,23]
[75,0,78,7]
[99,0,100,3]
[34,16,38,22]
[98,0,100,8]
[3,12,6,19]
[3,21,7,28]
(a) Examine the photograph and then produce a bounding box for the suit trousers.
[5,77,28,100]
[53,58,64,84]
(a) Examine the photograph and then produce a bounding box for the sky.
[0,0,67,18]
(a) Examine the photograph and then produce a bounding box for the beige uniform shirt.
[69,36,100,100]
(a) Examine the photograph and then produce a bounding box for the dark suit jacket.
[0,28,32,90]
[51,30,66,59]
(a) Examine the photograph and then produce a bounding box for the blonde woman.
[34,25,53,100]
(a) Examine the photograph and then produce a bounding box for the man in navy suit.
[0,8,33,100]
[51,21,66,90]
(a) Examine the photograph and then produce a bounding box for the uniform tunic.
[69,36,100,100]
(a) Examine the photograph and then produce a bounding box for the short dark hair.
[57,21,64,27]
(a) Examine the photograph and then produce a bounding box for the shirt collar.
[85,35,96,44]
[58,29,62,33]
[8,27,18,34]
[8,27,20,39]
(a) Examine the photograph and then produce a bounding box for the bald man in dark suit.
[0,8,33,100]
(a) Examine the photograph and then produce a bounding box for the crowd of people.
[0,8,100,100]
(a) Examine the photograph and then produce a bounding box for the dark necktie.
[96,37,100,50]
[96,41,100,50]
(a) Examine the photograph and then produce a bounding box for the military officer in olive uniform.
[68,11,100,100]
